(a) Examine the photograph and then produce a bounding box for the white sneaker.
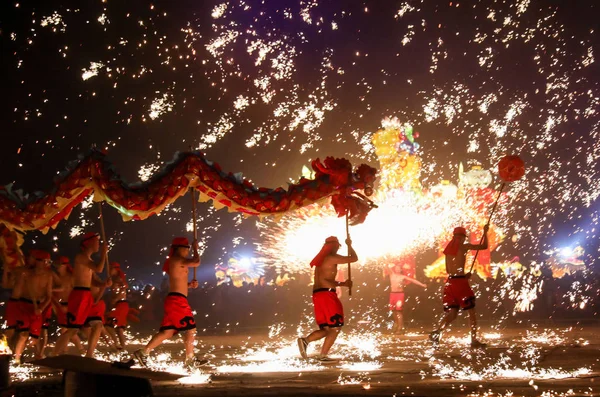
[297,338,308,359]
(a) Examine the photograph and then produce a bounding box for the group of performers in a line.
[2,224,488,366]
[2,232,129,364]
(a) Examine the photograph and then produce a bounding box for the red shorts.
[42,304,53,329]
[66,287,94,329]
[312,288,344,329]
[5,298,21,329]
[17,299,43,338]
[85,300,106,326]
[160,293,196,332]
[108,300,129,328]
[389,292,405,311]
[443,277,475,311]
[56,301,69,328]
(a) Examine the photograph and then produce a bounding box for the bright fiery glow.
[0,335,13,355]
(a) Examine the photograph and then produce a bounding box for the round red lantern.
[498,156,525,182]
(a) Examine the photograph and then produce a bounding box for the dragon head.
[352,164,378,196]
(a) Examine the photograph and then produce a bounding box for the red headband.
[163,237,190,273]
[32,249,51,261]
[81,232,100,247]
[58,256,73,273]
[453,227,467,236]
[443,227,467,256]
[310,236,339,268]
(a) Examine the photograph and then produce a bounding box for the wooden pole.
[469,182,506,274]
[190,186,198,282]
[345,210,352,296]
[97,202,110,277]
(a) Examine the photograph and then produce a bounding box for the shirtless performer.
[105,262,129,351]
[80,272,112,357]
[384,261,427,334]
[2,251,27,350]
[134,237,204,369]
[297,236,357,362]
[53,232,107,357]
[429,225,488,348]
[37,256,64,359]
[53,256,85,353]
[13,250,53,363]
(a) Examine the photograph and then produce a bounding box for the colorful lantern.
[460,164,492,189]
[498,156,525,182]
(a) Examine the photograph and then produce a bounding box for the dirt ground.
[9,324,600,397]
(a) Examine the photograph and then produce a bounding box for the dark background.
[0,0,598,292]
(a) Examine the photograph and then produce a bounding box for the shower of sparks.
[257,183,498,274]
[3,0,600,280]
[6,327,596,391]
[40,12,67,32]
[81,62,105,81]
[148,92,174,121]
[138,163,161,182]
[2,2,600,394]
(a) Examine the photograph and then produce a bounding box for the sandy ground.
[8,324,600,397]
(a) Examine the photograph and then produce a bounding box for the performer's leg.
[320,327,341,357]
[5,329,15,350]
[394,311,404,333]
[305,328,327,343]
[54,328,79,355]
[37,329,48,359]
[71,333,84,353]
[467,308,478,341]
[13,332,29,363]
[100,327,114,348]
[437,308,458,332]
[80,327,90,340]
[60,327,84,353]
[85,322,103,358]
[183,328,196,360]
[143,329,176,354]
[105,326,121,348]
[117,327,126,349]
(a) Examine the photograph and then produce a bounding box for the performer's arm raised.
[402,275,427,288]
[181,239,201,268]
[465,225,489,251]
[330,242,358,265]
[83,243,108,273]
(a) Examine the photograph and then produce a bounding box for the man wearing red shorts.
[134,237,205,369]
[384,260,426,334]
[81,271,112,357]
[429,225,488,348]
[13,249,53,364]
[53,232,107,357]
[53,256,85,353]
[297,236,357,362]
[105,262,129,350]
[2,249,27,350]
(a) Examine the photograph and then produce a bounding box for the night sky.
[1,0,599,285]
